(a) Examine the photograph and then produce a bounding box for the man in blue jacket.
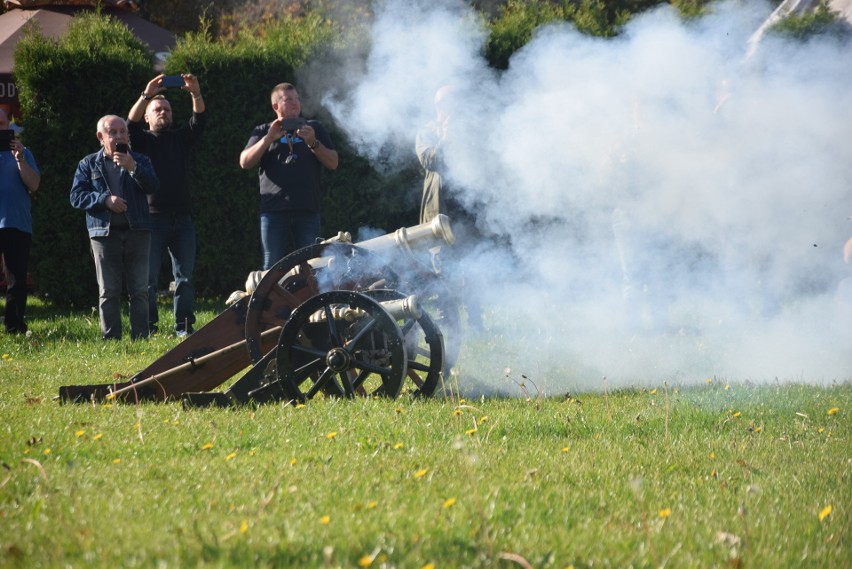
[70,115,160,340]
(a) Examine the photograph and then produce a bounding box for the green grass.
[0,299,849,567]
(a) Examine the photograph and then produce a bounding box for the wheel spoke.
[344,317,378,350]
[305,367,336,399]
[323,303,343,347]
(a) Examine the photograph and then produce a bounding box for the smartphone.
[0,129,15,148]
[115,143,129,153]
[161,75,184,88]
[281,117,306,132]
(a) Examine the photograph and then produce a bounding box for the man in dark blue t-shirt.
[239,82,338,270]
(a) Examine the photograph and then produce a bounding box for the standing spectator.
[416,85,483,330]
[128,73,206,337]
[70,115,159,340]
[239,83,338,270]
[0,108,40,334]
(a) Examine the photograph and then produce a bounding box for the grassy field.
[0,299,849,567]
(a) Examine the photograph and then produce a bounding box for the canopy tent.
[0,1,174,127]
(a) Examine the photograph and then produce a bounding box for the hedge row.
[14,2,717,307]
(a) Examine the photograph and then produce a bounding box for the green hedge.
[14,12,421,307]
[15,2,724,307]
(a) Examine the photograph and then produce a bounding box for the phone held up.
[0,129,15,148]
[281,117,306,132]
[161,75,184,88]
[115,143,129,154]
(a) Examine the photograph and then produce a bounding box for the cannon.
[59,215,460,406]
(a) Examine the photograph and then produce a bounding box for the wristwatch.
[308,140,319,150]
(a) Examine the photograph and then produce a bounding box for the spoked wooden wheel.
[244,243,401,364]
[274,291,408,403]
[361,289,446,398]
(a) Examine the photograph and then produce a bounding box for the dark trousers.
[0,228,32,333]
[148,213,196,334]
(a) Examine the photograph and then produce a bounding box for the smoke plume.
[319,0,852,393]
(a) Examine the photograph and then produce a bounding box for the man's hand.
[112,149,136,173]
[106,195,128,213]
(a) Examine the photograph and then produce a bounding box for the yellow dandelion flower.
[367,500,378,509]
[358,554,374,568]
[817,427,825,433]
[443,497,457,508]
[290,458,297,465]
[226,452,237,461]
[173,420,180,425]
[240,519,249,534]
[709,452,715,459]
[658,507,672,518]
[295,403,305,409]
[649,389,657,395]
[75,430,86,437]
[319,515,331,525]
[2,353,8,359]
[732,411,741,418]
[421,563,435,569]
[414,468,428,479]
[249,449,256,456]
[710,468,717,478]
[754,426,762,433]
[706,378,713,383]
[465,428,477,435]
[112,458,121,464]
[326,431,338,439]
[724,384,730,390]
[459,399,465,404]
[134,422,141,430]
[23,448,29,455]
[827,407,839,416]
[395,407,404,414]
[818,505,832,521]
[43,448,51,455]
[562,446,570,453]
[394,442,404,449]
[453,409,463,416]
[478,415,488,424]
[201,442,214,450]
[163,419,170,424]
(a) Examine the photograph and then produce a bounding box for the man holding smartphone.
[239,83,338,270]
[70,116,159,340]
[0,108,40,335]
[127,73,206,338]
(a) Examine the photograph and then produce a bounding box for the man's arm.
[240,121,281,170]
[11,142,39,194]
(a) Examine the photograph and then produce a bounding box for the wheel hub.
[326,347,351,372]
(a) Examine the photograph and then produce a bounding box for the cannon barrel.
[246,215,455,292]
[355,214,455,254]
[308,294,422,324]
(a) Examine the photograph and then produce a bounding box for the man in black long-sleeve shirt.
[128,73,206,337]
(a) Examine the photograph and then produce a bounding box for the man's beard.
[152,118,171,131]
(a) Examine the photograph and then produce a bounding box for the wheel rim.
[275,291,408,402]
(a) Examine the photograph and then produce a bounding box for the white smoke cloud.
[320,0,852,393]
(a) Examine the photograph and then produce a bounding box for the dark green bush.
[15,13,153,307]
[15,10,421,307]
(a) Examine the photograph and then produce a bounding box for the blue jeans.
[260,211,320,270]
[148,213,196,333]
[90,229,150,340]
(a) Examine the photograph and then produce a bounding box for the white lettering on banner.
[0,81,17,99]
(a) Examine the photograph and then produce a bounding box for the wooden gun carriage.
[59,215,460,406]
